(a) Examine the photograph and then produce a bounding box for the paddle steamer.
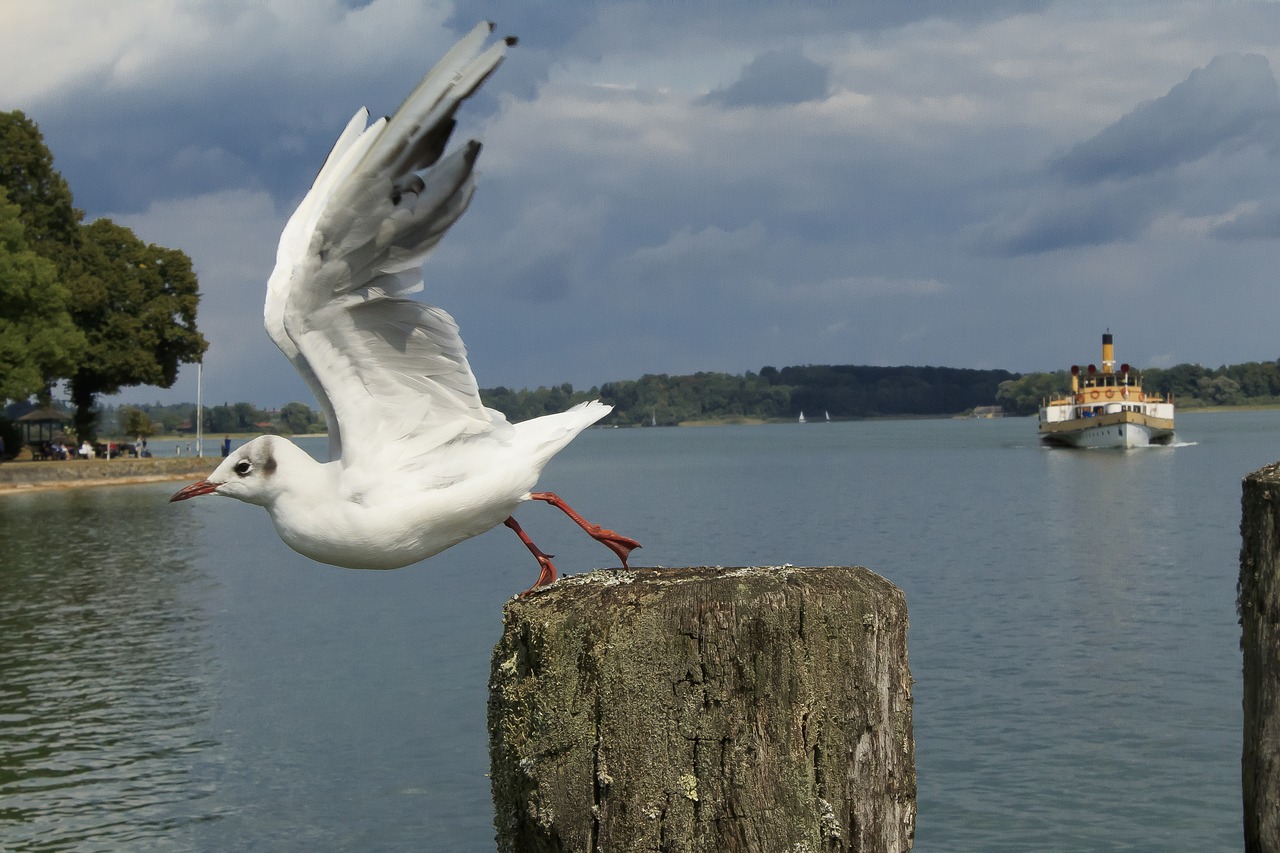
[1038,332,1175,448]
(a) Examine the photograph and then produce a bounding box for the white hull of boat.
[1039,411,1174,449]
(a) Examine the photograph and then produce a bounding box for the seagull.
[170,22,639,593]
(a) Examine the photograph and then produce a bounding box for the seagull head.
[170,435,305,507]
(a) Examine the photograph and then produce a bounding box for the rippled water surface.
[0,413,1268,850]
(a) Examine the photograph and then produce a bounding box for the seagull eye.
[234,460,252,477]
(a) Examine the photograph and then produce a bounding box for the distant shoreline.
[0,456,215,495]
[1179,404,1280,414]
[5,404,1277,494]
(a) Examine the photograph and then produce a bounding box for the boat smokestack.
[1102,332,1115,374]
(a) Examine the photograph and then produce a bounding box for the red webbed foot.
[504,516,557,596]
[530,492,641,568]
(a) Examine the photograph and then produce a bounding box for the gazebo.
[17,408,72,446]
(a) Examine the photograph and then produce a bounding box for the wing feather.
[263,21,511,469]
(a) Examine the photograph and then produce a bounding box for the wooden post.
[1241,463,1280,852]
[488,565,915,852]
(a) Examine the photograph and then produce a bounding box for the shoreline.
[0,456,216,495]
[1179,404,1280,414]
[4,404,1277,493]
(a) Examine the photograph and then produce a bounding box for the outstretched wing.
[264,21,513,469]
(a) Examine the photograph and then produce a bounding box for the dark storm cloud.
[700,47,830,108]
[984,185,1158,255]
[4,1,1278,407]
[19,7,524,217]
[986,52,1280,256]
[1052,53,1280,183]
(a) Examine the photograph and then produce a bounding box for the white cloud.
[102,189,296,405]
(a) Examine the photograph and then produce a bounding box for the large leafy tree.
[0,111,208,437]
[0,111,80,257]
[0,188,84,404]
[279,401,316,434]
[65,219,207,440]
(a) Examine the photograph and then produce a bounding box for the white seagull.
[171,22,639,593]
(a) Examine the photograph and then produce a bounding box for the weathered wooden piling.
[488,565,915,852]
[1241,463,1280,852]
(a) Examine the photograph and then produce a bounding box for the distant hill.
[483,364,1018,426]
[765,364,1017,420]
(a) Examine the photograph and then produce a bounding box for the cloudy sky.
[3,1,1278,408]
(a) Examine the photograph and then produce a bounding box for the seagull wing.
[264,22,512,470]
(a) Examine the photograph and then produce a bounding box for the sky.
[2,0,1279,408]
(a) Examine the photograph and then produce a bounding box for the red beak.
[170,480,219,502]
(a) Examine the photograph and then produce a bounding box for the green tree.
[64,219,208,441]
[995,371,1071,416]
[1,112,208,439]
[234,402,263,431]
[205,404,236,433]
[121,406,155,438]
[1223,361,1280,399]
[1197,375,1244,406]
[0,188,84,404]
[1145,363,1208,399]
[0,111,80,259]
[279,401,313,434]
[0,113,83,403]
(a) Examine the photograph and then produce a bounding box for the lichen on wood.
[488,565,915,852]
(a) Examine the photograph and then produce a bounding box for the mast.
[196,361,204,457]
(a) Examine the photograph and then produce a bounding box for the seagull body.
[171,23,638,591]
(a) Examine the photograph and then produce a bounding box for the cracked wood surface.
[1241,464,1280,852]
[488,565,915,852]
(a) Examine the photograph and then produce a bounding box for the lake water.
[0,411,1268,851]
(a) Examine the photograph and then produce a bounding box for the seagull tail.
[513,400,612,470]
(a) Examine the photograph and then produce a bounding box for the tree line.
[482,365,1017,426]
[482,359,1280,423]
[80,401,326,438]
[10,356,1279,453]
[0,112,207,441]
[995,359,1280,415]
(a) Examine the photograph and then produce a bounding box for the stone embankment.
[0,457,216,494]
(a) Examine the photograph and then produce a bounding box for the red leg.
[504,516,557,595]
[529,492,641,567]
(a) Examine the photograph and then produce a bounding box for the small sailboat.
[798,411,806,424]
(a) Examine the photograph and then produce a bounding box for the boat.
[1038,332,1175,449]
[798,411,806,424]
